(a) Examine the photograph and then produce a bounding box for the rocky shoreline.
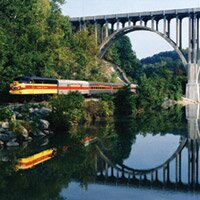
[0,103,52,148]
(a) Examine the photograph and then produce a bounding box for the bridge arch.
[95,137,200,187]
[99,25,188,70]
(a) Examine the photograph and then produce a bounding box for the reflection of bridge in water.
[95,104,200,190]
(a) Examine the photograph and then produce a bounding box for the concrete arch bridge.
[70,8,200,101]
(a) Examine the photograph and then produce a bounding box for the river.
[0,104,200,200]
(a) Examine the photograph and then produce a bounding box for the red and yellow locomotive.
[9,76,137,95]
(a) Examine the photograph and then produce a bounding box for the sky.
[62,0,200,59]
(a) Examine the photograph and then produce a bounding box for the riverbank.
[0,103,52,148]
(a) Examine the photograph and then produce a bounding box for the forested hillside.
[0,0,113,93]
[105,36,187,108]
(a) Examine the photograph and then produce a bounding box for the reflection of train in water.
[16,136,97,170]
[9,76,137,95]
[16,148,57,170]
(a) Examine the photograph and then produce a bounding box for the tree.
[48,92,85,131]
[105,35,142,81]
[114,86,137,117]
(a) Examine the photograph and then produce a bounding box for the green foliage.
[105,34,187,110]
[137,75,165,110]
[85,100,114,122]
[105,35,141,81]
[0,0,109,93]
[49,92,85,131]
[0,106,14,121]
[9,120,31,136]
[114,86,137,117]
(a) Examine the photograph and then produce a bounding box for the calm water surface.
[1,105,200,200]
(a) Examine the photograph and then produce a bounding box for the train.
[9,76,137,95]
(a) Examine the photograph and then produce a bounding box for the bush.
[48,92,85,131]
[9,120,28,136]
[85,100,114,122]
[0,106,14,121]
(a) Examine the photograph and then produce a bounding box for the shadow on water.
[1,105,200,199]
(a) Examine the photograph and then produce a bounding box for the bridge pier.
[186,64,200,102]
[186,104,200,139]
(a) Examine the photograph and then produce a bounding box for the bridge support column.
[167,19,171,37]
[156,20,159,31]
[186,104,200,139]
[104,20,109,38]
[176,17,179,46]
[186,64,200,101]
[197,17,200,63]
[179,18,182,49]
[151,17,155,30]
[94,22,98,43]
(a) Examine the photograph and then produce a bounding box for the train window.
[14,77,32,83]
[32,77,58,84]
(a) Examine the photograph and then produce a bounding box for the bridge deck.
[70,8,200,23]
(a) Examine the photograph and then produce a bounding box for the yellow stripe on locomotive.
[9,77,58,95]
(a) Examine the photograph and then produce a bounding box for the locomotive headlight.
[13,87,19,91]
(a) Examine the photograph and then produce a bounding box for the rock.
[33,130,46,137]
[37,107,51,115]
[0,140,4,146]
[6,141,19,147]
[0,128,5,133]
[2,122,9,129]
[6,131,16,139]
[43,130,50,135]
[11,114,16,121]
[40,138,49,146]
[14,111,22,119]
[1,157,9,162]
[25,137,32,141]
[11,138,17,142]
[39,119,50,130]
[21,127,29,138]
[0,134,12,142]
[37,131,46,137]
[22,141,28,147]
[29,108,34,113]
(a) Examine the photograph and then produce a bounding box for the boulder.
[6,141,19,147]
[29,108,34,113]
[20,126,29,138]
[2,122,9,129]
[24,137,32,141]
[1,157,9,162]
[14,111,22,119]
[0,140,4,146]
[33,130,46,137]
[0,128,5,133]
[37,107,51,115]
[6,131,16,139]
[40,138,49,146]
[37,131,46,137]
[0,134,12,142]
[43,130,50,135]
[39,119,50,130]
